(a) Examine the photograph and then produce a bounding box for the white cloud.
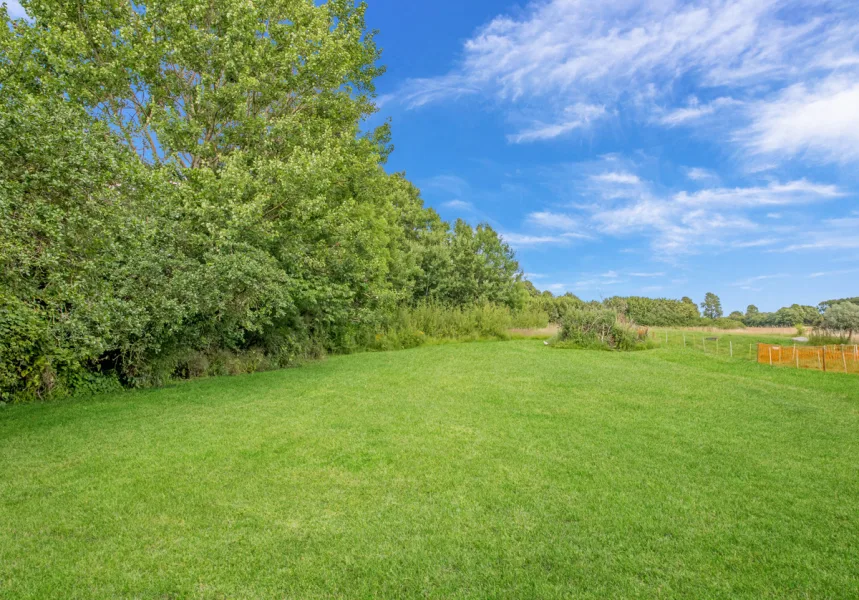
[583,175,843,256]
[527,211,580,231]
[744,77,859,163]
[629,272,665,277]
[731,238,779,249]
[501,233,567,247]
[658,97,738,126]
[442,199,474,211]
[730,274,787,287]
[686,167,718,182]
[777,215,859,252]
[590,172,641,185]
[508,104,605,143]
[391,0,859,160]
[675,180,843,207]
[809,268,859,278]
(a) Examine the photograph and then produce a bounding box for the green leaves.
[0,2,524,401]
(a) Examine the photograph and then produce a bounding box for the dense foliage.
[820,303,859,342]
[744,304,822,327]
[604,296,700,327]
[0,1,524,401]
[554,308,651,351]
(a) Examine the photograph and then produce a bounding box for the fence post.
[730,341,733,357]
[749,343,752,359]
[823,346,827,372]
[665,331,668,344]
[817,349,822,370]
[843,345,848,373]
[769,346,772,366]
[683,334,686,347]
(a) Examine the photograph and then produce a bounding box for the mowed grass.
[1,342,858,599]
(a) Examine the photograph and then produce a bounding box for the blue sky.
[363,0,859,312]
[5,0,858,312]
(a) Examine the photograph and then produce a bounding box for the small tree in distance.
[746,305,759,318]
[823,303,859,340]
[701,293,723,320]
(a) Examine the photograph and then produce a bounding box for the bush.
[710,318,747,330]
[554,308,651,351]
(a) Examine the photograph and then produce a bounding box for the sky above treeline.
[363,0,859,313]
[5,0,858,313]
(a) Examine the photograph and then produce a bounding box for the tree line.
[0,1,523,401]
[526,288,859,332]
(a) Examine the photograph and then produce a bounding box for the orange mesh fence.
[757,343,859,375]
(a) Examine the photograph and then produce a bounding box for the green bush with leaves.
[554,308,650,352]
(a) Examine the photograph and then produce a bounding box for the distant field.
[675,326,859,342]
[2,341,858,598]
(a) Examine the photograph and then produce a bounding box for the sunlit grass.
[1,341,857,598]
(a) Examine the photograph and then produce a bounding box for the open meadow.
[2,340,857,599]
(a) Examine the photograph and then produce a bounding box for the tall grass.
[372,302,548,351]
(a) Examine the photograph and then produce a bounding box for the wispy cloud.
[686,167,718,182]
[809,268,859,278]
[777,215,859,252]
[658,97,738,126]
[507,104,606,143]
[730,238,780,249]
[442,199,474,211]
[525,212,596,240]
[388,0,859,164]
[743,77,859,163]
[730,274,788,287]
[501,233,567,247]
[675,180,843,207]
[535,163,844,257]
[590,172,641,185]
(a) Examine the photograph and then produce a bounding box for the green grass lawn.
[2,341,858,599]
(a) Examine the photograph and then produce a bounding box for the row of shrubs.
[0,302,550,403]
